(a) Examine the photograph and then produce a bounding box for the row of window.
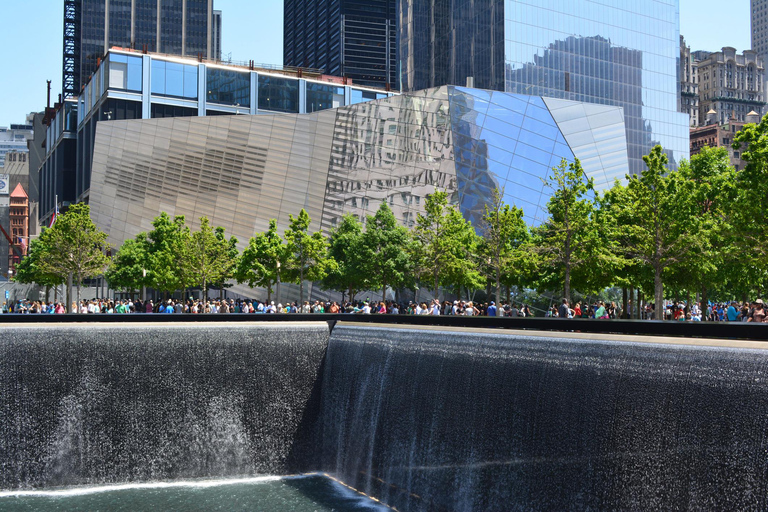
[102,53,389,113]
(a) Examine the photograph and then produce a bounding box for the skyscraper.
[283,0,397,89]
[62,0,221,98]
[753,0,768,65]
[398,0,690,179]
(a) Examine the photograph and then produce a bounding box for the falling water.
[0,323,329,490]
[317,325,768,511]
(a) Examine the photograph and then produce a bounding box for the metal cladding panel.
[89,113,333,252]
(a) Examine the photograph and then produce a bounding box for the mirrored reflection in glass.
[258,75,300,113]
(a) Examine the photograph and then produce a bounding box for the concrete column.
[131,0,136,47]
[181,0,187,56]
[299,79,306,114]
[157,0,162,53]
[198,63,206,116]
[142,55,152,119]
[250,72,257,114]
[104,0,110,52]
[207,0,212,60]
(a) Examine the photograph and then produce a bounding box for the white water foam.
[0,475,288,497]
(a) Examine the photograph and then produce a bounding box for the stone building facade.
[697,47,765,126]
[679,36,699,127]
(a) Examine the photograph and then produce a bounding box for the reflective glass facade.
[151,60,198,98]
[88,86,627,299]
[66,0,213,94]
[258,76,300,113]
[398,0,689,177]
[207,68,250,107]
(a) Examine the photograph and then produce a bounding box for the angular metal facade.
[89,86,626,294]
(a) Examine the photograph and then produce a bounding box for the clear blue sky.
[0,0,750,126]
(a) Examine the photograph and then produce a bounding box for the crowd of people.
[1,297,536,316]
[549,298,768,322]
[2,296,768,322]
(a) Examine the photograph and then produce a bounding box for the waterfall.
[0,323,329,490]
[317,325,768,511]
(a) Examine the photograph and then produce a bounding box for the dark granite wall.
[0,323,329,489]
[317,326,768,511]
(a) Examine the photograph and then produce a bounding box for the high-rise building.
[283,0,397,89]
[680,36,699,127]
[398,0,690,179]
[0,123,33,168]
[62,0,221,98]
[697,47,765,126]
[212,10,222,61]
[752,0,768,70]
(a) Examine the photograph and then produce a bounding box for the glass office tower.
[284,0,398,88]
[63,0,218,98]
[398,0,689,178]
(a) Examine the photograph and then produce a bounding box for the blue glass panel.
[183,66,198,99]
[488,92,529,115]
[126,56,142,92]
[150,60,165,95]
[165,62,184,97]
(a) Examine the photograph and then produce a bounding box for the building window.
[206,68,250,107]
[108,54,143,92]
[349,89,387,105]
[151,60,198,99]
[257,75,299,113]
[306,82,345,112]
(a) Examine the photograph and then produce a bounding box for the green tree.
[413,190,481,298]
[283,209,335,304]
[606,145,693,318]
[235,219,285,302]
[321,214,368,301]
[480,188,530,307]
[211,225,239,300]
[105,233,149,298]
[145,212,190,298]
[38,203,110,312]
[188,217,238,300]
[13,227,64,300]
[733,114,768,292]
[535,158,599,303]
[669,146,738,315]
[441,207,484,298]
[362,202,414,301]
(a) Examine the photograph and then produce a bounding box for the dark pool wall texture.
[3,322,768,511]
[0,323,329,489]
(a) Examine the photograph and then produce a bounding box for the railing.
[2,314,768,341]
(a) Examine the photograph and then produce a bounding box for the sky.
[0,0,751,126]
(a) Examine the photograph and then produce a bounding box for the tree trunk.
[382,283,387,302]
[45,286,50,303]
[654,264,663,321]
[266,283,272,303]
[76,273,82,312]
[622,287,628,319]
[203,279,207,304]
[66,272,73,313]
[564,262,571,305]
[299,268,305,304]
[506,284,511,305]
[219,284,223,301]
[701,285,708,321]
[495,268,501,310]
[433,267,439,300]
